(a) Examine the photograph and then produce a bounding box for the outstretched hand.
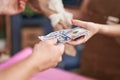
[67,19,101,45]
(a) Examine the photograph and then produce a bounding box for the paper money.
[38,27,89,44]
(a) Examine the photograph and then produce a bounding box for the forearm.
[98,24,120,37]
[0,57,39,80]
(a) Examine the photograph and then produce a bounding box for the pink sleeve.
[0,47,32,70]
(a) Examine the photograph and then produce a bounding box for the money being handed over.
[38,27,89,44]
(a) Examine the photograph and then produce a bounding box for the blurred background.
[0,0,120,80]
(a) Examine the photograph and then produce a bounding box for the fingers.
[28,0,42,13]
[54,24,64,31]
[59,20,70,29]
[67,36,88,45]
[19,1,26,9]
[54,21,71,31]
[18,0,26,13]
[44,38,58,45]
[72,19,89,29]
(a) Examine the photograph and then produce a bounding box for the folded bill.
[38,27,89,44]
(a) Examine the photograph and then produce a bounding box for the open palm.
[67,20,100,45]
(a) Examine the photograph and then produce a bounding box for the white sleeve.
[48,0,73,27]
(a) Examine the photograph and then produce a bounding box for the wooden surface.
[79,0,120,79]
[0,16,11,55]
[81,35,120,80]
[21,27,44,49]
[0,16,4,29]
[5,16,11,54]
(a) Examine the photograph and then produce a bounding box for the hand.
[31,39,64,71]
[54,21,76,56]
[54,20,71,31]
[28,0,43,13]
[67,19,101,45]
[0,0,27,15]
[28,0,56,16]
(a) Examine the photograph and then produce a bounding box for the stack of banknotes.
[38,27,89,44]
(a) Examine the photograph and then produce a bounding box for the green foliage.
[22,5,45,18]
[22,5,37,17]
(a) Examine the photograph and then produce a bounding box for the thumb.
[71,19,89,29]
[45,38,58,45]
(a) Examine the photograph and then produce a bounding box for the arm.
[98,24,120,37]
[68,19,120,45]
[0,39,64,80]
[0,57,38,80]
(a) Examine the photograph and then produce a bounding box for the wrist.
[28,55,46,72]
[98,24,109,34]
[26,56,40,73]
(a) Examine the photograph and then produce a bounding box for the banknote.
[38,27,89,44]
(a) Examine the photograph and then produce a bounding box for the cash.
[38,27,89,44]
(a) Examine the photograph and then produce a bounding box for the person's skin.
[28,0,71,30]
[28,0,57,16]
[0,39,65,80]
[28,0,90,30]
[0,0,28,15]
[0,0,54,15]
[0,0,65,80]
[67,19,120,45]
[28,0,77,56]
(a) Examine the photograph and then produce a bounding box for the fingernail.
[71,19,76,24]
